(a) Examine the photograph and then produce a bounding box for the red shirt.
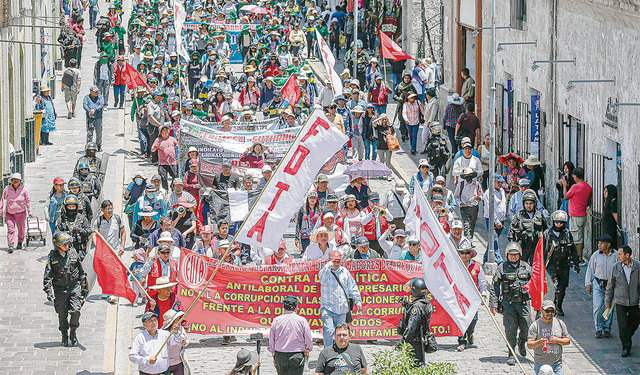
[566,181,592,217]
[156,297,172,327]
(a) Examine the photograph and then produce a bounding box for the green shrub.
[371,342,456,375]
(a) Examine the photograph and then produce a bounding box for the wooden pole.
[94,231,152,302]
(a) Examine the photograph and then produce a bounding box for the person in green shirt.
[399,237,422,261]
[317,19,328,40]
[113,19,127,55]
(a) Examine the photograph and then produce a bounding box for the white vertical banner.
[174,0,190,60]
[315,29,343,95]
[404,183,482,333]
[235,110,349,250]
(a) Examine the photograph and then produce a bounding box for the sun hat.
[310,226,335,243]
[148,276,178,290]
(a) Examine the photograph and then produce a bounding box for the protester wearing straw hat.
[303,226,336,260]
[456,243,487,352]
[523,155,545,193]
[0,173,32,253]
[145,275,182,326]
[227,348,261,375]
[129,311,185,375]
[162,309,190,375]
[500,152,527,196]
[373,113,395,170]
[36,85,56,145]
[443,93,466,154]
[141,241,179,297]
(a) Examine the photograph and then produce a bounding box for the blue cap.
[222,161,232,167]
[494,173,505,182]
[366,103,375,109]
[356,236,369,246]
[518,178,531,186]
[335,94,345,101]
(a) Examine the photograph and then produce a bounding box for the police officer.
[76,162,102,200]
[490,242,532,366]
[43,232,89,347]
[507,189,547,264]
[73,142,103,181]
[397,278,437,365]
[422,122,451,176]
[67,178,93,219]
[543,210,580,316]
[55,195,92,260]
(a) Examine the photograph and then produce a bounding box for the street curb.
[102,105,126,375]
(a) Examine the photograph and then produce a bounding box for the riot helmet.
[68,178,81,193]
[63,194,79,217]
[505,242,522,264]
[408,278,427,298]
[429,122,443,135]
[551,210,569,231]
[53,231,73,251]
[85,142,98,157]
[78,162,90,178]
[522,189,538,212]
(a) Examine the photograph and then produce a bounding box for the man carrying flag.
[490,242,533,366]
[379,30,413,62]
[525,233,548,313]
[280,74,302,107]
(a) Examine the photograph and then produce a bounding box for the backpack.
[62,69,75,87]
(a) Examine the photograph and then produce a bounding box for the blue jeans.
[300,238,310,254]
[364,139,378,160]
[139,128,149,155]
[374,105,387,115]
[446,126,458,154]
[408,124,419,152]
[392,74,402,90]
[534,363,563,375]
[321,309,347,347]
[89,6,98,28]
[592,280,614,332]
[483,219,505,264]
[113,84,126,107]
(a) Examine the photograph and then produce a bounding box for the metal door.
[590,153,605,251]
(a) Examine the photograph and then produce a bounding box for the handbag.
[386,132,400,151]
[330,270,354,323]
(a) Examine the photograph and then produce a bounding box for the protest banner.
[405,183,482,333]
[181,22,259,63]
[201,118,281,131]
[235,110,349,249]
[178,249,462,338]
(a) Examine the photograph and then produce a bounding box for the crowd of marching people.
[7,0,633,373]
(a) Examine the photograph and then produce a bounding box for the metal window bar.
[590,153,605,253]
[514,101,529,156]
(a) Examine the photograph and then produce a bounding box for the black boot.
[61,331,70,347]
[69,329,79,346]
[518,340,527,357]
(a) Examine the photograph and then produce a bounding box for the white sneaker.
[108,295,118,304]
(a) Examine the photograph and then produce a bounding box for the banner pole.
[93,231,152,302]
[154,109,325,357]
[413,183,528,374]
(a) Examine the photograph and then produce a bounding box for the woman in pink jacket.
[0,173,33,253]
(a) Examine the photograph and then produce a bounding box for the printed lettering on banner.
[235,110,349,250]
[404,183,482,333]
[177,249,462,338]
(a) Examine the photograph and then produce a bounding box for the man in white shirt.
[129,312,184,374]
[454,167,482,241]
[381,180,411,230]
[378,225,407,260]
[303,227,336,260]
[482,174,507,264]
[449,220,472,250]
[452,138,483,179]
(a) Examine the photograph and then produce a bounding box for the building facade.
[437,0,640,254]
[0,0,60,184]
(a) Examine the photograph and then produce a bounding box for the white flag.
[228,189,249,222]
[405,183,482,333]
[235,110,349,249]
[315,29,343,95]
[174,0,190,60]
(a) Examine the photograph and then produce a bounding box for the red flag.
[379,31,414,62]
[280,74,301,106]
[93,232,137,304]
[524,234,548,310]
[122,63,151,93]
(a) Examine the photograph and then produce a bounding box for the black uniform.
[77,173,101,201]
[74,156,103,181]
[507,210,547,264]
[396,298,437,365]
[423,133,451,176]
[43,247,88,335]
[72,190,93,220]
[55,212,92,260]
[490,260,532,356]
[543,228,579,312]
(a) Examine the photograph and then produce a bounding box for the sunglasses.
[460,251,472,255]
[370,199,379,203]
[409,243,420,246]
[419,165,429,169]
[544,309,556,314]
[159,251,171,255]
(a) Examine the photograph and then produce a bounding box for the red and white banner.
[281,74,302,106]
[235,110,349,249]
[315,29,343,95]
[404,183,482,333]
[174,0,190,60]
[379,30,413,62]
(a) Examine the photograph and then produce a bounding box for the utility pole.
[485,0,498,276]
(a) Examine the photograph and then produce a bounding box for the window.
[510,0,527,30]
